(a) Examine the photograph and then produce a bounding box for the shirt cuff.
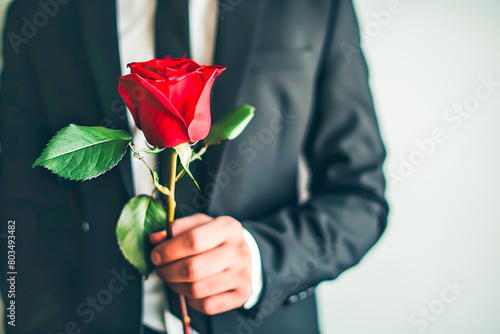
[242,228,263,309]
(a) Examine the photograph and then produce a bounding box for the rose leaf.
[33,124,131,181]
[116,195,166,277]
[204,104,255,146]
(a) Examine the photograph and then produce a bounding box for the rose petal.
[140,99,190,148]
[159,57,201,78]
[167,69,204,127]
[133,74,186,126]
[161,55,200,68]
[187,66,225,141]
[130,64,166,81]
[119,74,189,147]
[120,57,225,147]
[118,74,143,129]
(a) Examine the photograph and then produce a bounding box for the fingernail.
[151,252,161,265]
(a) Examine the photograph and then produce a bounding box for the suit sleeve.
[243,0,388,308]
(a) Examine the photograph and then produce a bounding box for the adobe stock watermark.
[397,278,467,334]
[341,0,406,63]
[7,0,71,54]
[177,105,297,215]
[218,0,243,21]
[99,83,155,129]
[48,267,137,334]
[387,74,499,190]
[99,85,152,130]
[98,99,128,130]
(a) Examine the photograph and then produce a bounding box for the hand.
[150,213,252,315]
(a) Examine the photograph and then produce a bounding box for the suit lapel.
[78,0,133,197]
[78,0,125,129]
[205,0,266,213]
[211,0,265,121]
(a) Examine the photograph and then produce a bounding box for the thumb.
[149,213,213,245]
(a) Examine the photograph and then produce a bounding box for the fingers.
[171,213,213,236]
[187,289,250,315]
[151,215,241,264]
[149,230,167,245]
[149,213,212,245]
[150,214,252,315]
[168,268,239,299]
[155,243,235,283]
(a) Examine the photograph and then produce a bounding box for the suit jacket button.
[287,295,298,304]
[298,291,308,300]
[81,221,89,232]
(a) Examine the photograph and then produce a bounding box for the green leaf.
[33,124,131,181]
[174,143,199,189]
[204,104,255,146]
[116,195,166,277]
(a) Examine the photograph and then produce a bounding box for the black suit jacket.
[0,0,388,333]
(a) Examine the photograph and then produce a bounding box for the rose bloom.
[118,56,225,148]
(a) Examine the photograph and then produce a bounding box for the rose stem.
[166,148,191,334]
[166,148,177,237]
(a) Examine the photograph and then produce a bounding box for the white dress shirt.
[116,1,262,332]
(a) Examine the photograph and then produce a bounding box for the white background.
[0,1,499,333]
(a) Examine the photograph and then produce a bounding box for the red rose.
[118,56,225,148]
